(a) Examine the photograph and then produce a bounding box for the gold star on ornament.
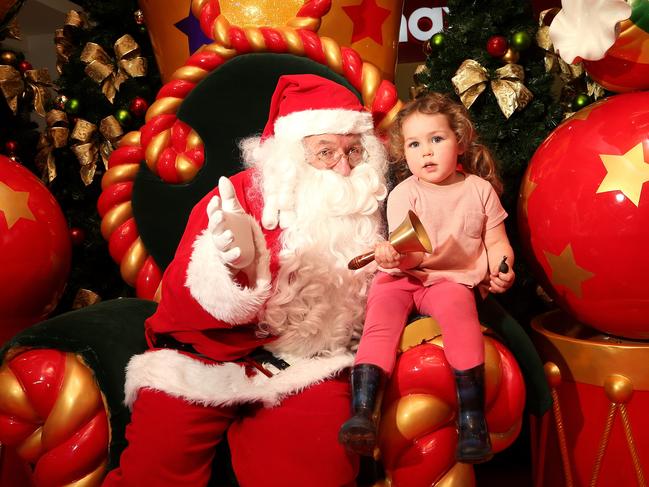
[543,244,594,298]
[0,181,35,229]
[519,169,537,218]
[597,143,649,207]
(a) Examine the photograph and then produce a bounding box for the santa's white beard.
[255,150,387,358]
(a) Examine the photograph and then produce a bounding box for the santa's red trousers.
[102,374,358,487]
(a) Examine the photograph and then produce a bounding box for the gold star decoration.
[597,142,649,207]
[543,244,594,298]
[0,181,35,229]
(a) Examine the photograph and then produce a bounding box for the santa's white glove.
[207,177,256,271]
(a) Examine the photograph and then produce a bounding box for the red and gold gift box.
[531,310,649,487]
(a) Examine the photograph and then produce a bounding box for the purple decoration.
[175,8,213,54]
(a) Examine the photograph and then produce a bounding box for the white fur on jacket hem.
[185,213,271,324]
[274,109,373,141]
[124,349,353,408]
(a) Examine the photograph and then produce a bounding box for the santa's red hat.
[262,74,374,141]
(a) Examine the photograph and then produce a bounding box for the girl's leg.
[414,281,492,463]
[341,274,418,456]
[414,280,483,370]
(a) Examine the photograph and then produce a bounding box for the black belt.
[153,334,290,377]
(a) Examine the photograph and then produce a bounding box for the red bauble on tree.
[518,92,649,339]
[69,227,86,246]
[17,60,32,73]
[486,35,508,57]
[129,96,149,118]
[0,155,71,343]
[4,140,18,154]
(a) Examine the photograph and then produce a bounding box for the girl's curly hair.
[389,92,502,195]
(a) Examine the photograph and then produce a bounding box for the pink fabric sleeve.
[482,183,507,230]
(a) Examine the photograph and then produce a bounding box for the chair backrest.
[131,53,362,271]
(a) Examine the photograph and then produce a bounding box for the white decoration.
[549,0,632,63]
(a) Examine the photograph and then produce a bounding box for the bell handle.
[347,251,375,270]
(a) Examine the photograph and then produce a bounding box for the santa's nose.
[332,156,352,176]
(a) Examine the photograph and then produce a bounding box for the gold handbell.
[348,210,432,270]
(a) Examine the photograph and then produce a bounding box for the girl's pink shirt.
[385,173,507,297]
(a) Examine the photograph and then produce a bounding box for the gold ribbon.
[537,9,583,81]
[36,109,69,182]
[451,59,534,119]
[5,18,20,40]
[72,288,102,310]
[79,34,147,103]
[70,116,123,185]
[55,10,87,74]
[23,68,51,116]
[0,64,22,114]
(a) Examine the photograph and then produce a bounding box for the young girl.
[339,93,515,463]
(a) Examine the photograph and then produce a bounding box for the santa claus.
[103,74,389,486]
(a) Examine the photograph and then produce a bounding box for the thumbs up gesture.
[206,177,256,271]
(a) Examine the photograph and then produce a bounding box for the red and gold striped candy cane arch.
[99,0,402,300]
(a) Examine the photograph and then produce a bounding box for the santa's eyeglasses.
[308,146,367,167]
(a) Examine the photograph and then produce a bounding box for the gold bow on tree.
[70,116,123,185]
[80,34,147,103]
[0,65,51,115]
[0,65,22,113]
[451,59,534,119]
[36,109,69,182]
[55,10,87,75]
[537,9,584,83]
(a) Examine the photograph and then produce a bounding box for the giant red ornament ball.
[0,155,71,343]
[518,92,649,339]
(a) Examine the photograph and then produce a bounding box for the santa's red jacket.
[124,169,358,409]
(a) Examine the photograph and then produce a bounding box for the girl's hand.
[489,268,515,294]
[374,241,402,269]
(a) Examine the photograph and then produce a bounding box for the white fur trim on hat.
[274,108,373,141]
[185,213,271,324]
[124,349,353,408]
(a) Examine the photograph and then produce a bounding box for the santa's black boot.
[338,363,383,456]
[454,364,493,464]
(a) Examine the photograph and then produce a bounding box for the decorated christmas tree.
[34,1,161,310]
[414,0,600,322]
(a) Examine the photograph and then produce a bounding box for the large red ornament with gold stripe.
[518,92,649,339]
[377,318,525,486]
[582,0,649,92]
[0,349,109,485]
[0,156,71,343]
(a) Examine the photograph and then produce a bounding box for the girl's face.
[402,112,464,186]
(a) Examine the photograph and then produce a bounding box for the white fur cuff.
[124,349,354,408]
[185,214,271,324]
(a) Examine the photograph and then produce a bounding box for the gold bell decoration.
[35,110,70,182]
[70,116,124,185]
[451,59,534,119]
[79,34,147,103]
[348,210,432,270]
